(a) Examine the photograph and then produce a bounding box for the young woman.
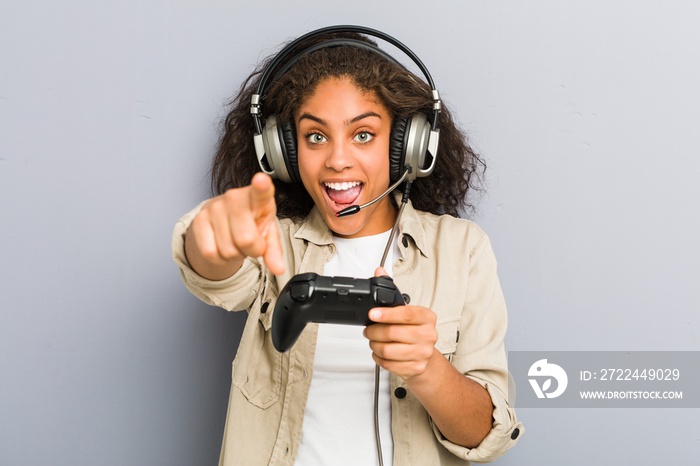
[173,26,522,466]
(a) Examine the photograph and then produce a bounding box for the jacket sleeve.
[171,202,263,312]
[432,233,524,462]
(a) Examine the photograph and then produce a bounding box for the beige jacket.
[172,199,523,465]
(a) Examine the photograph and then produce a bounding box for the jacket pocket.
[232,286,282,409]
[435,316,460,362]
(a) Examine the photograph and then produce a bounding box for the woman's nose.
[325,140,354,171]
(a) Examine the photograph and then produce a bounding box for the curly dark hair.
[211,29,485,219]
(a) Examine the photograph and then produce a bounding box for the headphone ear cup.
[259,114,294,183]
[389,117,408,184]
[278,119,299,183]
[403,113,435,181]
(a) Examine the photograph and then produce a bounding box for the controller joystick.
[271,272,405,352]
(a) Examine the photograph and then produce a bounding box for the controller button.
[290,283,310,302]
[333,277,354,287]
[401,293,410,304]
[375,276,392,285]
[376,289,396,306]
[394,387,407,399]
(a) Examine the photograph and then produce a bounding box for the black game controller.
[271,272,405,352]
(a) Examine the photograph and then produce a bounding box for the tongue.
[327,185,361,205]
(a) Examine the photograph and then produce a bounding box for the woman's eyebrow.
[298,113,325,125]
[347,111,382,125]
[297,111,382,126]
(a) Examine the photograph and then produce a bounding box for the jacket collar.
[292,207,335,246]
[395,194,430,258]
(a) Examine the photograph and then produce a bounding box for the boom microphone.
[335,168,411,217]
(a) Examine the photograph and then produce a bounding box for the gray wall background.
[2,1,698,464]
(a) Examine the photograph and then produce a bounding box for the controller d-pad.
[290,283,310,302]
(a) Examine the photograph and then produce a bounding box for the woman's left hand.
[363,268,494,449]
[363,267,439,381]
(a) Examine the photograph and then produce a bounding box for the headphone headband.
[257,25,436,92]
[266,38,405,93]
[251,25,442,134]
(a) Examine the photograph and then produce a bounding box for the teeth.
[324,181,361,191]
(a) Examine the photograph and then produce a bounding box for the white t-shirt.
[295,229,400,466]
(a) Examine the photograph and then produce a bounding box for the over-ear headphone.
[250,25,441,184]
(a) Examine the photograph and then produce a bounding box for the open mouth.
[324,181,363,208]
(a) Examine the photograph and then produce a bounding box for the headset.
[250,25,441,185]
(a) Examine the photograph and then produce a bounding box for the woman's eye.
[354,131,374,143]
[306,133,327,144]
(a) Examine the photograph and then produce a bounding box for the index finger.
[374,266,390,278]
[261,218,286,276]
[250,172,276,212]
